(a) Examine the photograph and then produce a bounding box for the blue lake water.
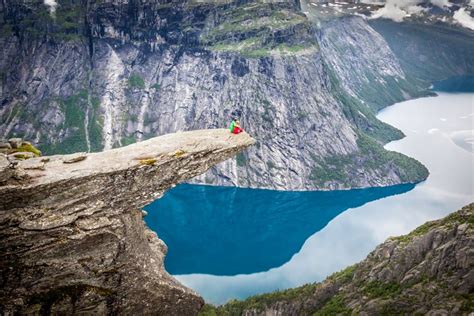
[145,183,415,275]
[432,75,474,93]
[145,77,474,304]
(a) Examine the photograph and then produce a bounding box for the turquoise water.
[432,75,474,92]
[145,183,414,275]
[144,76,473,304]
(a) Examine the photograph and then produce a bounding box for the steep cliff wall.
[0,0,457,190]
[203,203,474,315]
[369,20,474,83]
[0,129,255,315]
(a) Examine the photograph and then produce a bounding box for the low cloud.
[430,0,450,8]
[44,0,58,15]
[369,0,427,22]
[367,0,456,22]
[453,8,474,30]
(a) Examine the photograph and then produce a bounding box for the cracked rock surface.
[0,129,255,315]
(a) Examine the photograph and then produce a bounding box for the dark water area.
[145,183,415,276]
[431,75,474,92]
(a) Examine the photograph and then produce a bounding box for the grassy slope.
[200,204,474,315]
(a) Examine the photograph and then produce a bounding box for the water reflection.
[144,77,473,304]
[172,92,472,304]
[145,183,415,275]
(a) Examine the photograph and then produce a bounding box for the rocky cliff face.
[0,129,255,315]
[204,203,474,315]
[0,0,440,190]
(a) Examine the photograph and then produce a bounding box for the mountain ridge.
[201,203,474,315]
[0,0,449,190]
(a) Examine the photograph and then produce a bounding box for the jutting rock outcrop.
[0,129,255,315]
[204,203,474,315]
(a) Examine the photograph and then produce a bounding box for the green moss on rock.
[11,143,42,157]
[128,74,145,89]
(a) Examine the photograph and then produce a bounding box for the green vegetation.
[356,133,429,182]
[198,304,219,316]
[202,4,306,41]
[236,152,246,167]
[121,135,137,147]
[197,206,472,315]
[0,24,13,37]
[62,90,87,128]
[1,3,86,41]
[199,283,320,315]
[88,97,104,153]
[309,131,428,187]
[128,74,145,89]
[261,99,273,123]
[209,40,317,58]
[202,2,317,58]
[314,295,352,316]
[151,83,161,90]
[393,205,473,244]
[323,61,404,143]
[363,281,401,299]
[40,90,100,155]
[328,264,357,283]
[266,161,276,170]
[10,143,42,157]
[309,155,352,186]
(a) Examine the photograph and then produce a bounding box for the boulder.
[19,159,45,170]
[0,142,11,149]
[9,152,35,160]
[0,154,9,170]
[8,138,23,149]
[62,153,88,164]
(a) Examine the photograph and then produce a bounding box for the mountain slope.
[201,203,474,315]
[4,0,471,190]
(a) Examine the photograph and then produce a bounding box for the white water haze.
[367,0,474,28]
[453,8,474,30]
[43,0,58,15]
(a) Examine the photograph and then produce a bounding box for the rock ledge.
[0,129,255,315]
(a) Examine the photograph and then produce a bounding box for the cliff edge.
[0,129,255,315]
[204,203,473,315]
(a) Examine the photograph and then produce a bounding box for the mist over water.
[145,76,474,304]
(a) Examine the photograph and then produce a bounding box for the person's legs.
[232,127,243,134]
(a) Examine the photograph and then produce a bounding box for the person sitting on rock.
[229,118,243,134]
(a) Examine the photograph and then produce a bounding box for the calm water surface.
[145,78,473,304]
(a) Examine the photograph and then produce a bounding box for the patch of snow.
[453,8,474,30]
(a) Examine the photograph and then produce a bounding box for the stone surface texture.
[210,204,474,315]
[0,129,255,315]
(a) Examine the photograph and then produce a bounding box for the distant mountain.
[0,0,472,190]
